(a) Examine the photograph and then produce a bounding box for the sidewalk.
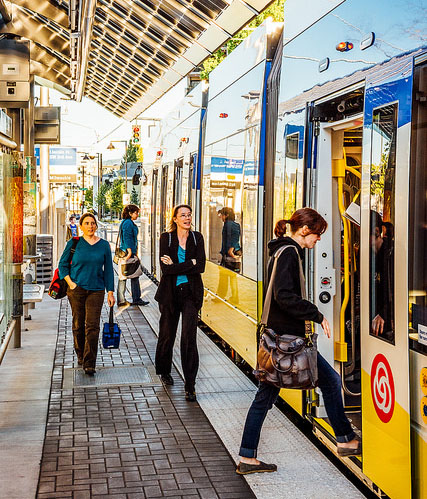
[0,298,60,499]
[36,297,254,498]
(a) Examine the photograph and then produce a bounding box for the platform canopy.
[0,0,274,119]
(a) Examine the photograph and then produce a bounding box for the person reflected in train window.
[370,210,394,341]
[154,205,206,402]
[218,207,242,272]
[236,209,361,475]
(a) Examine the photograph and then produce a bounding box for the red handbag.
[48,237,80,299]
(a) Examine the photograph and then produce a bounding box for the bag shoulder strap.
[115,222,123,251]
[69,237,80,264]
[168,231,197,248]
[260,245,306,326]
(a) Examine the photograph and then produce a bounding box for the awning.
[1,0,275,119]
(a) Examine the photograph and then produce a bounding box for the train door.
[151,169,159,276]
[160,165,169,234]
[360,56,413,499]
[188,153,196,208]
[173,158,183,206]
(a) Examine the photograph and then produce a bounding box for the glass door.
[360,55,413,499]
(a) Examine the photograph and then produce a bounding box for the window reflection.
[409,64,427,354]
[202,127,259,281]
[369,104,397,344]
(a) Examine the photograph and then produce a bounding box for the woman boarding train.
[236,208,361,475]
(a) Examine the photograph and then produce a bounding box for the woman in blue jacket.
[117,204,149,307]
[58,213,115,375]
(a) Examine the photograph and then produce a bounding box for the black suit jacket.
[154,230,206,310]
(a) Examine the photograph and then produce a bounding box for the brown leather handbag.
[253,245,318,389]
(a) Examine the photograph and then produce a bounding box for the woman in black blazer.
[154,204,206,401]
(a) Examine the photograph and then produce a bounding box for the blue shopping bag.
[102,306,121,349]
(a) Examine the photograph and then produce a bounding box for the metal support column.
[24,76,36,255]
[39,87,50,234]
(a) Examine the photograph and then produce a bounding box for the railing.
[0,319,17,366]
[97,220,119,244]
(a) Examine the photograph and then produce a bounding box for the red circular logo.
[371,353,395,423]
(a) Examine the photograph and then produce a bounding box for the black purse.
[113,222,127,264]
[253,245,318,390]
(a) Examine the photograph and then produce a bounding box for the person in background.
[66,215,78,240]
[154,205,206,402]
[236,208,361,475]
[58,213,115,375]
[117,204,149,308]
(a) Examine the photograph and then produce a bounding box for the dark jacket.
[154,230,206,310]
[266,236,323,337]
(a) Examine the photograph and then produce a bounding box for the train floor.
[0,273,366,498]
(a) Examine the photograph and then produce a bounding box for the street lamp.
[107,140,128,193]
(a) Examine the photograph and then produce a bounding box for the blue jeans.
[117,277,141,304]
[239,353,356,458]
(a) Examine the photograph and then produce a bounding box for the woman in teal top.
[58,213,115,375]
[117,204,149,307]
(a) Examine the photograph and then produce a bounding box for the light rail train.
[139,1,427,497]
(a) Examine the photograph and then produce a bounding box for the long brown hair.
[274,208,327,237]
[168,204,192,232]
[122,204,139,219]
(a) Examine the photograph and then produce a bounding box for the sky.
[40,79,187,163]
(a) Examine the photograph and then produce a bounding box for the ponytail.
[274,219,289,238]
[274,208,327,238]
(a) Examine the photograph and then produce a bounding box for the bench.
[23,284,45,320]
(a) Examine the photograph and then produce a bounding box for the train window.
[202,129,259,280]
[284,131,304,219]
[409,64,427,355]
[273,129,304,229]
[369,103,397,345]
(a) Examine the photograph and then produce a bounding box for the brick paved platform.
[37,299,255,499]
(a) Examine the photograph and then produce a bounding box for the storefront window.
[409,63,427,354]
[369,104,397,344]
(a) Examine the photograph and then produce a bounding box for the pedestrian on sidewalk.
[236,208,361,476]
[117,204,149,308]
[154,204,206,402]
[59,213,115,375]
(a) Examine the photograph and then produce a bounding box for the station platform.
[0,273,366,498]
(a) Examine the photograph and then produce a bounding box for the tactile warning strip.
[63,365,160,389]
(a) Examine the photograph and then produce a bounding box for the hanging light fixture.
[106,142,115,150]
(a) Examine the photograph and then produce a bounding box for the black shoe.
[77,358,83,366]
[160,374,174,385]
[337,440,362,457]
[132,299,149,306]
[236,461,277,475]
[84,367,96,376]
[185,391,197,402]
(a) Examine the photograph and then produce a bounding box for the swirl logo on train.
[370,353,395,423]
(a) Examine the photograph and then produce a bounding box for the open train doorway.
[310,87,364,438]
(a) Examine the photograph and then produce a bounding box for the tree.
[200,0,284,80]
[124,140,138,164]
[84,186,93,209]
[109,178,125,217]
[130,187,139,205]
[97,182,111,218]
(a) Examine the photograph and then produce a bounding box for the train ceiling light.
[336,41,354,52]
